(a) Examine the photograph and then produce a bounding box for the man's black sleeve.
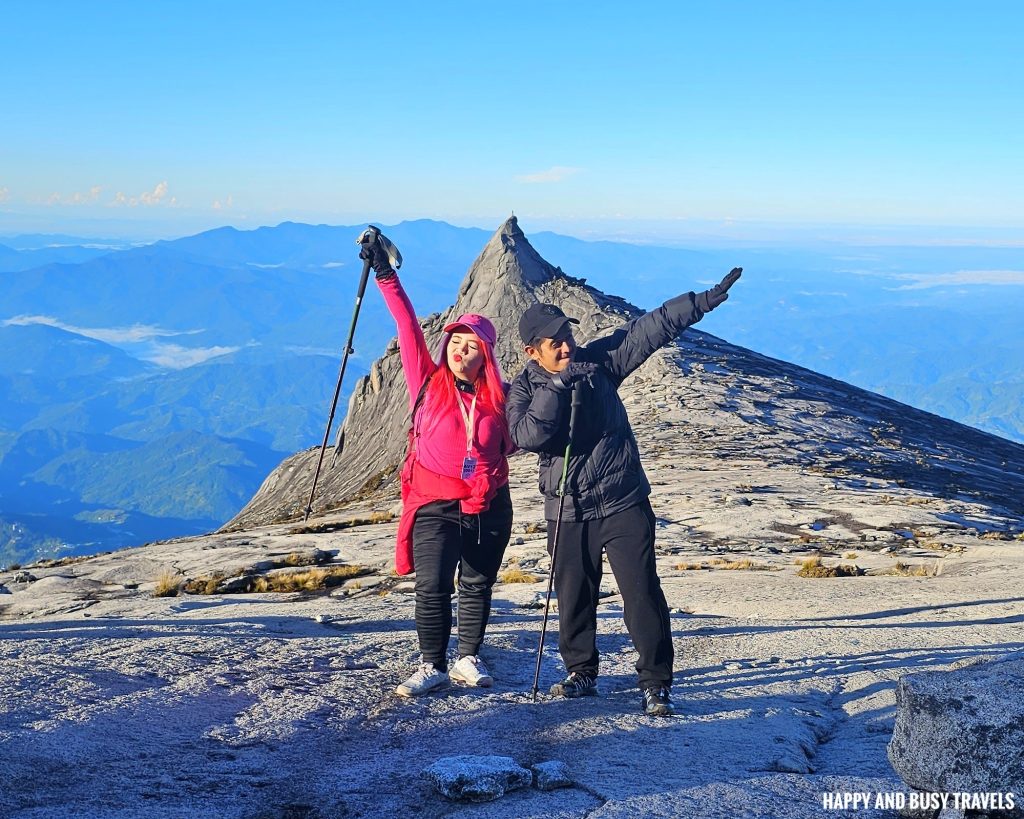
[507,372,566,452]
[585,291,704,381]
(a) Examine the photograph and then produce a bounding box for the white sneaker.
[396,663,449,697]
[449,655,494,687]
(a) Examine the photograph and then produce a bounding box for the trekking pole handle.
[361,224,381,246]
[565,383,584,469]
[569,381,584,423]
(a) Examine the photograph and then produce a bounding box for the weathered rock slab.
[424,754,532,801]
[888,654,1024,801]
[531,759,574,790]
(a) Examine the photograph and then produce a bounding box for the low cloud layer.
[3,314,201,343]
[145,342,240,368]
[889,270,1024,290]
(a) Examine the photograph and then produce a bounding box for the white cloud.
[2,314,202,343]
[144,343,240,368]
[0,186,9,203]
[285,344,338,356]
[110,181,171,208]
[516,166,582,184]
[140,181,168,205]
[3,315,239,368]
[213,194,234,210]
[322,261,346,268]
[888,270,1024,290]
[41,186,103,206]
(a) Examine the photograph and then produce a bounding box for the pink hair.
[417,333,507,438]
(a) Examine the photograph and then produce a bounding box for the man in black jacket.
[507,268,741,716]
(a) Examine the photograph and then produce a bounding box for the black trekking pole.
[530,383,585,702]
[303,226,394,522]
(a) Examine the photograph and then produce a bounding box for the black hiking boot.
[641,685,675,716]
[549,672,598,698]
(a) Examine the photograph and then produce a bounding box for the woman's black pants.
[412,485,513,670]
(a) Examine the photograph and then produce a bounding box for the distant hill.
[0,220,490,562]
[0,235,125,271]
[1,218,1020,564]
[231,217,1024,538]
[527,233,1024,445]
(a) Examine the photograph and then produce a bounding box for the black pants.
[412,485,513,670]
[547,499,674,688]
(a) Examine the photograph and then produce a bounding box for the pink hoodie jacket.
[376,273,511,574]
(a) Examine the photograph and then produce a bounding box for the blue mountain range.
[0,220,1020,564]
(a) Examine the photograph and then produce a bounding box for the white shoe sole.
[450,670,493,687]
[395,677,449,697]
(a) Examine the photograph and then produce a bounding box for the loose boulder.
[888,654,1024,803]
[424,755,532,802]
[531,760,573,791]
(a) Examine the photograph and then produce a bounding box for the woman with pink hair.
[362,232,513,697]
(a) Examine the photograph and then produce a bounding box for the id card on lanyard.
[458,392,478,479]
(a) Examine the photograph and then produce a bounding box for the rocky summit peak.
[226,220,1024,532]
[226,218,631,527]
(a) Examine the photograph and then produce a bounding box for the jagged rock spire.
[226,217,637,528]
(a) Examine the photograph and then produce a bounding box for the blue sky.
[1,1,1022,243]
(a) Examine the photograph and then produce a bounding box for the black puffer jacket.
[507,291,705,521]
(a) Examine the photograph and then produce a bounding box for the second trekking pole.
[303,226,396,522]
[530,382,585,702]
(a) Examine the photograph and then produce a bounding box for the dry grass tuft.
[182,565,369,595]
[843,552,859,560]
[259,565,369,592]
[888,561,943,577]
[290,511,395,535]
[920,541,966,553]
[797,556,864,578]
[710,557,777,571]
[980,530,1013,541]
[24,553,111,570]
[499,563,539,584]
[180,572,228,595]
[676,558,777,572]
[523,521,547,535]
[153,569,181,597]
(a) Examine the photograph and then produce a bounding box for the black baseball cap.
[519,303,580,345]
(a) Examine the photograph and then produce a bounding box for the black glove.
[696,267,742,313]
[359,237,394,278]
[552,361,598,391]
[357,226,402,279]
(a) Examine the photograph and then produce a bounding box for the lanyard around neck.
[457,392,478,453]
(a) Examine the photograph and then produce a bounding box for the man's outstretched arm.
[594,268,742,380]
